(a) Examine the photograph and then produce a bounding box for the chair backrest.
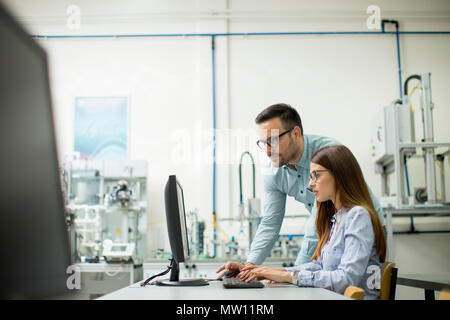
[439,289,450,300]
[344,286,365,300]
[380,261,397,300]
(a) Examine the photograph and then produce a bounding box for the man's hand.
[215,261,245,279]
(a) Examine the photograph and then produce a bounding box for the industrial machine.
[59,158,148,298]
[238,152,262,251]
[61,159,148,264]
[370,72,450,260]
[371,72,450,208]
[214,151,263,260]
[102,240,135,263]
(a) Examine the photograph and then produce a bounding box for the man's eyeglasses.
[256,128,294,150]
[309,169,329,183]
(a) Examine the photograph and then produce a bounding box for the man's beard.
[269,140,299,168]
[270,153,288,167]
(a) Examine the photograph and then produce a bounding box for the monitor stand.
[155,259,209,286]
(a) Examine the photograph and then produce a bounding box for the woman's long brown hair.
[310,145,386,263]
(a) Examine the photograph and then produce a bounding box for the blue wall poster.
[74,96,129,160]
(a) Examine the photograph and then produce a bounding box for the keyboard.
[222,277,265,289]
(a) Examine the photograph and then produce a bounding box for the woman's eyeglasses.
[309,169,329,183]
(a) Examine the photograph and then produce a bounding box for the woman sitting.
[238,145,386,300]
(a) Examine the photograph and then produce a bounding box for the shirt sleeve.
[295,207,375,294]
[246,174,286,265]
[295,203,318,265]
[285,259,322,273]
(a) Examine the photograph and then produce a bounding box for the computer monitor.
[155,175,208,286]
[0,4,73,298]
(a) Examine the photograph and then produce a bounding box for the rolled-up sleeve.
[294,208,375,293]
[247,176,286,265]
[285,259,322,286]
[295,203,318,265]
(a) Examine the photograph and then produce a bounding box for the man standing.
[217,103,384,277]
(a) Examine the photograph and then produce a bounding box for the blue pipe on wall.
[395,28,403,99]
[404,159,416,231]
[32,31,450,39]
[393,230,450,235]
[211,35,217,257]
[382,20,403,99]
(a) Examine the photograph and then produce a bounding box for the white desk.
[76,262,140,285]
[98,280,349,300]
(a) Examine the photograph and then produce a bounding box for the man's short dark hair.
[255,103,303,134]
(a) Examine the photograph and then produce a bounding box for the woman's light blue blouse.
[285,206,382,300]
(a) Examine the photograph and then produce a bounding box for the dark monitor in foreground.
[155,175,208,286]
[0,4,72,299]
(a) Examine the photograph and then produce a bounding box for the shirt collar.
[297,135,309,169]
[331,208,344,223]
[282,135,309,171]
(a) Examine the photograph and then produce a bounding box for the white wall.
[3,0,449,299]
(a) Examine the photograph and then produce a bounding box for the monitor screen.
[157,175,208,286]
[0,3,72,299]
[164,175,192,264]
[176,180,190,260]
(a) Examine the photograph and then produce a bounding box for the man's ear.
[294,126,302,138]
